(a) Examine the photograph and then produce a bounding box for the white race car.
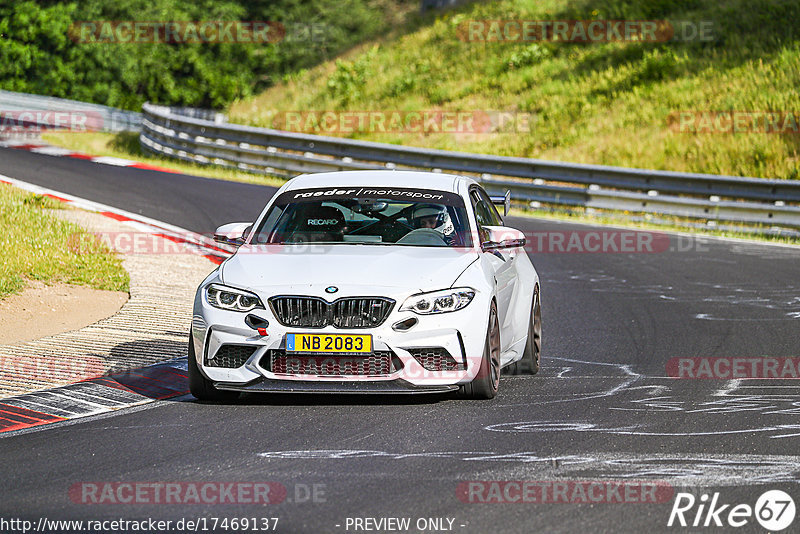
[189,171,541,400]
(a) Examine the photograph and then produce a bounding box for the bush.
[0,0,415,110]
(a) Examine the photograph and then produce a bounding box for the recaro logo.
[307,219,339,226]
[667,490,795,530]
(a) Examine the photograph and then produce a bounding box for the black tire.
[187,333,239,402]
[512,287,541,375]
[459,302,501,399]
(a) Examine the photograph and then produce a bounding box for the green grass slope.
[230,0,800,179]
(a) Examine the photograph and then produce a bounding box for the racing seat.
[288,205,346,243]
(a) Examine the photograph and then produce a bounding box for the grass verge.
[0,185,130,300]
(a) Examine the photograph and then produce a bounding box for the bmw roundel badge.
[325,286,338,294]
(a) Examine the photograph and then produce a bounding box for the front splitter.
[215,377,459,394]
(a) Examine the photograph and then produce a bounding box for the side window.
[475,201,495,228]
[470,189,500,227]
[470,191,486,226]
[253,204,285,243]
[470,190,494,243]
[475,188,503,226]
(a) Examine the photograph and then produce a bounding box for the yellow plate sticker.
[286,333,372,354]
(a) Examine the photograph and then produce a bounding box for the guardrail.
[0,90,141,133]
[141,102,800,229]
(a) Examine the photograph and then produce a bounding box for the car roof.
[284,170,476,194]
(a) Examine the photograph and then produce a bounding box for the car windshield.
[251,186,473,247]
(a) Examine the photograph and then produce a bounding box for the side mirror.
[489,190,511,217]
[481,225,526,252]
[213,222,252,247]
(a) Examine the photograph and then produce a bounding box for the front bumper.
[191,286,491,391]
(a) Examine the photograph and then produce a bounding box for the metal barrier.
[0,90,141,133]
[139,102,800,229]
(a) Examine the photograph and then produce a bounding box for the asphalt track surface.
[1,147,799,533]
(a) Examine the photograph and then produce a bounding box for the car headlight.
[399,288,476,315]
[205,284,264,312]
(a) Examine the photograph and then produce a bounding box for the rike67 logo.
[668,490,795,531]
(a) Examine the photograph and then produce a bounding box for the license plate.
[285,333,372,354]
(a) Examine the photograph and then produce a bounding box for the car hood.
[221,244,479,294]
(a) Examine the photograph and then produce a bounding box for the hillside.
[0,0,416,110]
[229,0,800,179]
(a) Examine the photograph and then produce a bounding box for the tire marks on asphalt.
[254,449,800,486]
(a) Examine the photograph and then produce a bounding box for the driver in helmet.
[410,204,455,244]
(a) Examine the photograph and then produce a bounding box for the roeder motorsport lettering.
[293,187,444,200]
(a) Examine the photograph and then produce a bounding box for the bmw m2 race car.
[189,171,541,400]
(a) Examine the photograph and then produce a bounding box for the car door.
[470,187,518,354]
